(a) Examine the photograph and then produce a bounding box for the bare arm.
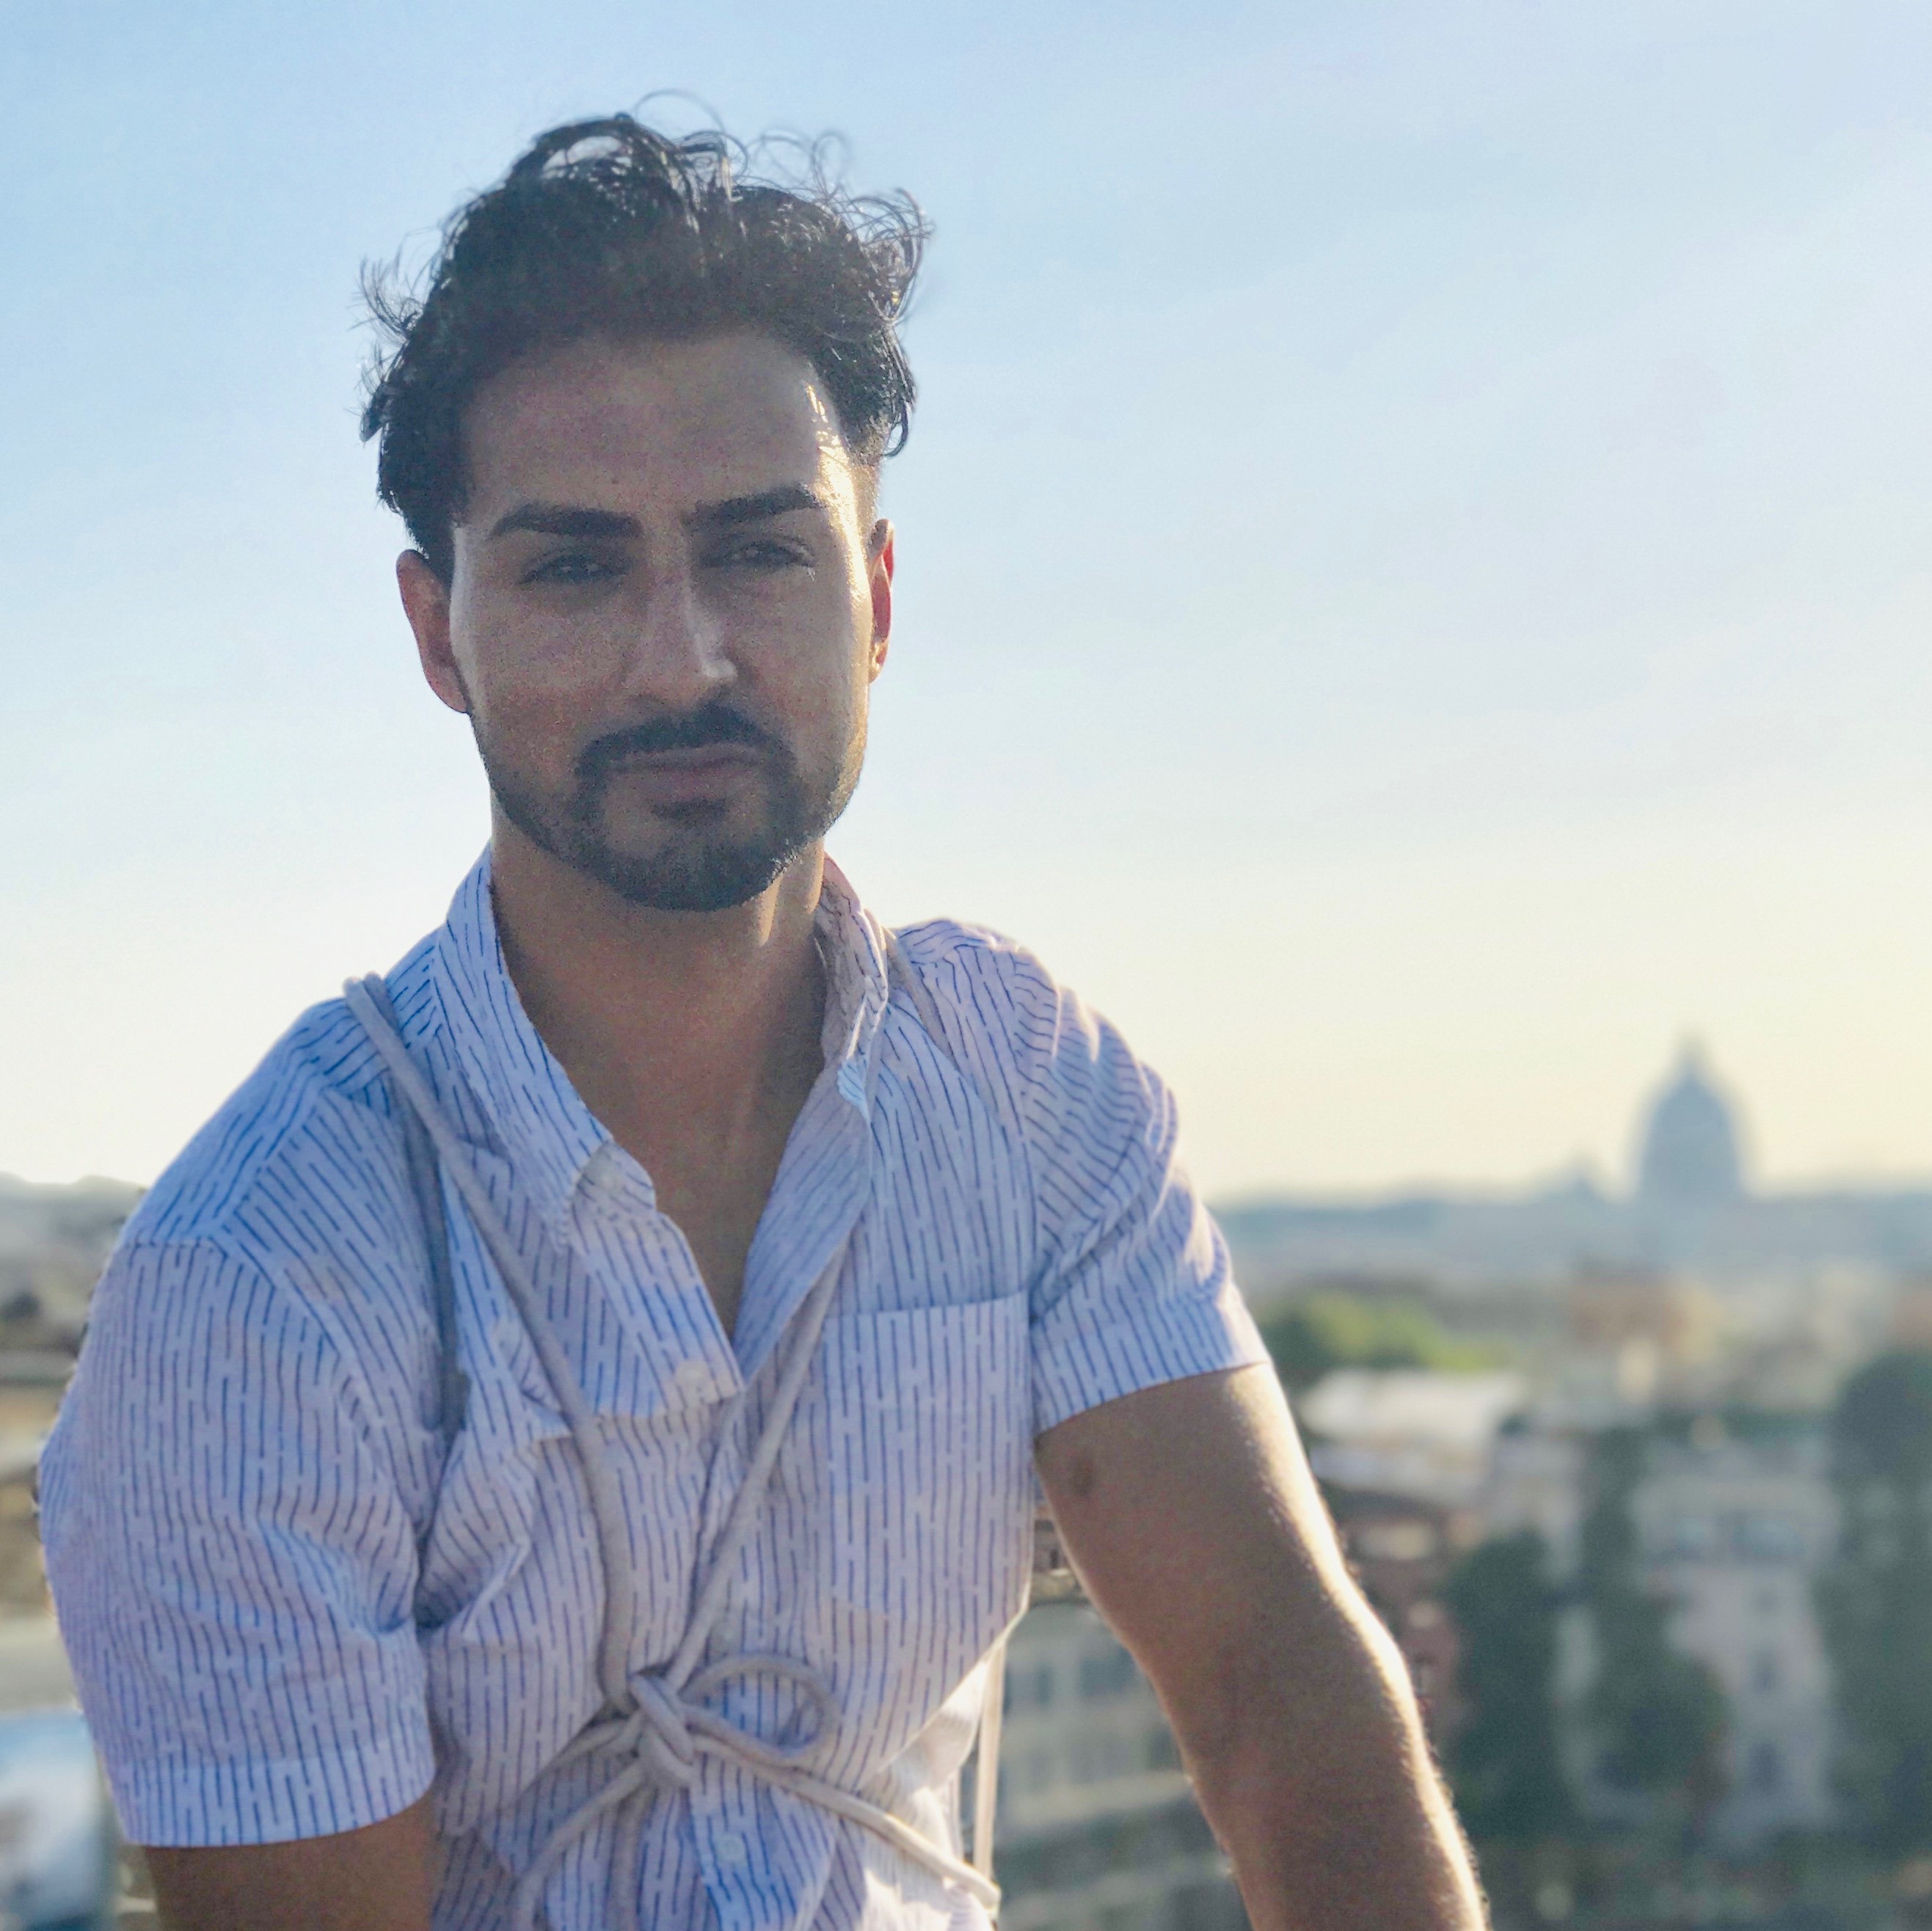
[1036,1364,1486,1931]
[144,1795,437,1931]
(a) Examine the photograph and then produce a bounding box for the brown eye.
[710,539,811,572]
[523,550,618,585]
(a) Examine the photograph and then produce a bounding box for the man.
[42,119,1485,1931]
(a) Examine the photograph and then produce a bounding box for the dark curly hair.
[360,115,927,581]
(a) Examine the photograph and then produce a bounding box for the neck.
[486,812,829,1156]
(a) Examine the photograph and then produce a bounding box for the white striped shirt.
[41,853,1264,1930]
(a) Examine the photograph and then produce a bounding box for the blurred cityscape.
[1211,1045,1932,1931]
[10,1049,1932,1924]
[0,1175,135,1927]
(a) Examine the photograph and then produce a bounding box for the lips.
[605,742,765,806]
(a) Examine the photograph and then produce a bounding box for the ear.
[865,519,894,681]
[397,552,469,715]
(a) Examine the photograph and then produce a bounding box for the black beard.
[476,700,851,912]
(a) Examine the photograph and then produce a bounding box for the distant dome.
[1636,1045,1747,1205]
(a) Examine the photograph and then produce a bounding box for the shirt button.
[672,1359,714,1400]
[714,1830,749,1868]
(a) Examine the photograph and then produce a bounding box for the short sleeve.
[40,1237,434,1847]
[1007,963,1269,1435]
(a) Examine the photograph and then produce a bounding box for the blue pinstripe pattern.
[40,853,1264,1930]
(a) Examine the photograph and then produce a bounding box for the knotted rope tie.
[606,1654,840,1790]
[619,1676,701,1789]
[511,1655,848,1930]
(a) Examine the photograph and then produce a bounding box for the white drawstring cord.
[342,977,1002,1930]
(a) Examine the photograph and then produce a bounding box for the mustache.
[575,702,786,783]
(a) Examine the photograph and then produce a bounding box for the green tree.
[1580,1428,1728,1823]
[1820,1349,1932,1854]
[1444,1530,1573,1842]
[1259,1293,1503,1394]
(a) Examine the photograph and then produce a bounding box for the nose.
[624,559,735,709]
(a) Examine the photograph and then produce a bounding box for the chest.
[596,1051,823,1347]
[399,1082,1039,1835]
[645,1150,783,1344]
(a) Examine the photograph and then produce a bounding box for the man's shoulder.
[123,950,434,1257]
[887,916,1162,1132]
[61,946,451,1478]
[889,916,1062,1031]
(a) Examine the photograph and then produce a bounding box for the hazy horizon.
[15,1037,1932,1208]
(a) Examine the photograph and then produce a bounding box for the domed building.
[1635,1043,1749,1207]
[1217,1037,1932,1293]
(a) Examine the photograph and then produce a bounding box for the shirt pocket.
[804,1295,1035,1644]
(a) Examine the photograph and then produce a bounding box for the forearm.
[145,1796,437,1931]
[1038,1369,1487,1931]
[1181,1596,1484,1931]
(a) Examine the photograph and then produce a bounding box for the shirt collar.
[814,855,893,1111]
[429,847,894,1229]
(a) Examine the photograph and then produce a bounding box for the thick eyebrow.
[484,503,641,543]
[484,485,828,545]
[686,483,829,530]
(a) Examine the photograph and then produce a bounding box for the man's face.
[402,330,892,912]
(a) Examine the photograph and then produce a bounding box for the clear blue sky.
[4,0,1930,1197]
